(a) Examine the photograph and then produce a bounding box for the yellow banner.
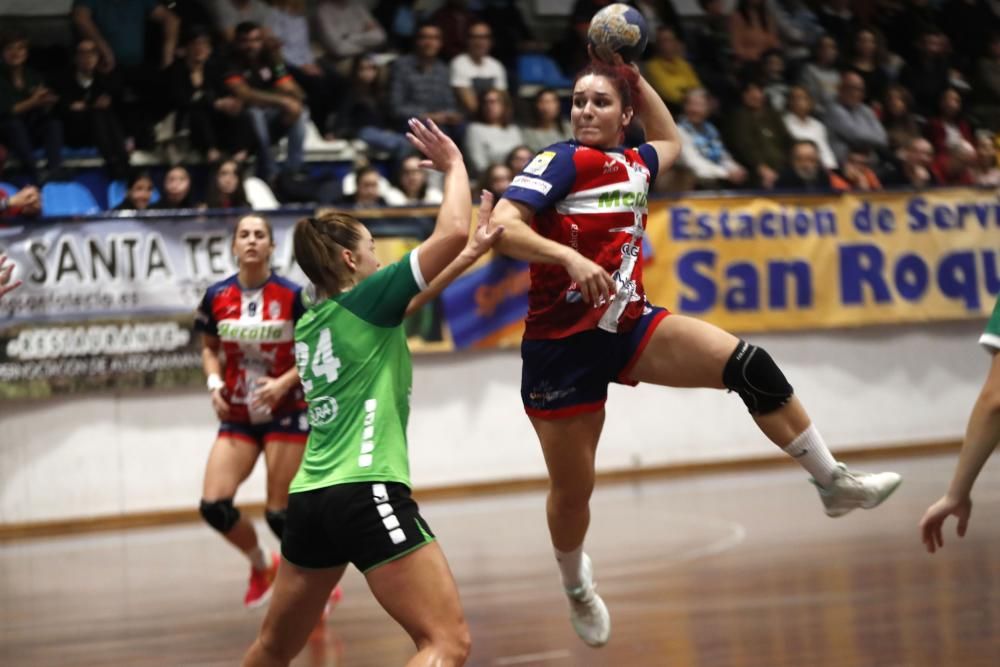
[643,188,999,333]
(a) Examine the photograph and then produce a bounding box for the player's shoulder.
[204,274,240,300]
[267,273,303,295]
[519,141,578,176]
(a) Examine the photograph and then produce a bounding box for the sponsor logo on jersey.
[308,396,338,426]
[523,151,555,175]
[620,242,640,257]
[603,160,620,174]
[511,175,553,195]
[268,301,282,319]
[217,319,292,342]
[597,190,648,209]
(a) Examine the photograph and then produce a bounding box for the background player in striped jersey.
[241,118,504,667]
[488,56,903,647]
[920,292,1000,553]
[196,214,316,609]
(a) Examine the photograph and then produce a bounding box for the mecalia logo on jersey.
[598,190,648,209]
[216,319,291,342]
[308,396,338,426]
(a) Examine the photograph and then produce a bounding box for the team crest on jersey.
[268,300,282,319]
[523,151,555,176]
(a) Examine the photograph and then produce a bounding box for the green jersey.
[290,250,427,493]
[981,292,1000,353]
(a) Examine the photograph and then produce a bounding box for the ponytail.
[293,211,364,296]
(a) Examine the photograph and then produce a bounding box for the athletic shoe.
[321,585,344,620]
[811,463,902,517]
[564,553,610,647]
[244,552,279,608]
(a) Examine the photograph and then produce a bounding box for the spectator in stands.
[972,32,1000,132]
[724,79,792,189]
[783,85,837,170]
[677,88,747,188]
[205,158,250,209]
[817,0,858,48]
[388,24,463,139]
[71,0,179,149]
[267,0,340,133]
[882,0,941,63]
[225,21,307,182]
[927,87,976,159]
[761,49,790,111]
[933,139,977,186]
[478,162,512,199]
[769,0,824,64]
[884,136,941,188]
[463,88,523,177]
[344,165,387,207]
[315,0,387,69]
[480,0,544,73]
[798,35,841,115]
[207,0,273,42]
[899,30,956,117]
[373,0,421,53]
[168,26,253,164]
[847,28,891,109]
[728,0,780,67]
[0,33,63,184]
[836,148,883,191]
[505,145,534,175]
[430,0,479,62]
[0,184,41,218]
[971,130,1000,187]
[688,0,737,104]
[881,85,924,155]
[776,139,847,191]
[521,89,571,153]
[824,71,888,164]
[152,165,200,209]
[332,54,412,165]
[57,39,130,180]
[114,170,154,211]
[392,155,442,205]
[940,0,997,74]
[450,21,507,117]
[644,26,701,112]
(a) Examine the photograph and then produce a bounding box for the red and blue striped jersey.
[503,140,660,340]
[195,273,307,422]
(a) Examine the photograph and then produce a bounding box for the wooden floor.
[2,453,999,667]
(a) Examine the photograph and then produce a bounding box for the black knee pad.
[265,508,287,539]
[200,498,240,534]
[722,340,793,415]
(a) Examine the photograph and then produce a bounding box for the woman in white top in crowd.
[783,85,838,170]
[463,88,524,177]
[521,88,572,153]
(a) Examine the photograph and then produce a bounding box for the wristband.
[207,373,224,392]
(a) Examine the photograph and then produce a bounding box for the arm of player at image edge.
[0,255,22,300]
[405,191,505,317]
[403,117,475,285]
[202,334,231,421]
[919,351,1000,553]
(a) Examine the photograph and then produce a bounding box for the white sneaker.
[564,553,611,647]
[812,463,902,517]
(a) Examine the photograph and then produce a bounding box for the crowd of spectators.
[1,0,999,219]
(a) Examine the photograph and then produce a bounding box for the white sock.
[783,423,839,487]
[554,544,585,591]
[247,546,270,571]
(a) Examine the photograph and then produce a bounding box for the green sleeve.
[337,249,426,327]
[980,292,1000,352]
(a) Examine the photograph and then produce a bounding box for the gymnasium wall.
[0,319,985,525]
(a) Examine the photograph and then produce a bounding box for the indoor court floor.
[2,452,998,667]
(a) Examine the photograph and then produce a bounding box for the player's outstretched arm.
[405,118,471,284]
[920,352,1000,553]
[405,191,504,317]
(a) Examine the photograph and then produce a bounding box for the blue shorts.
[219,409,310,447]
[520,307,669,419]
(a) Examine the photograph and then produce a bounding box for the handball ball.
[587,3,649,63]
